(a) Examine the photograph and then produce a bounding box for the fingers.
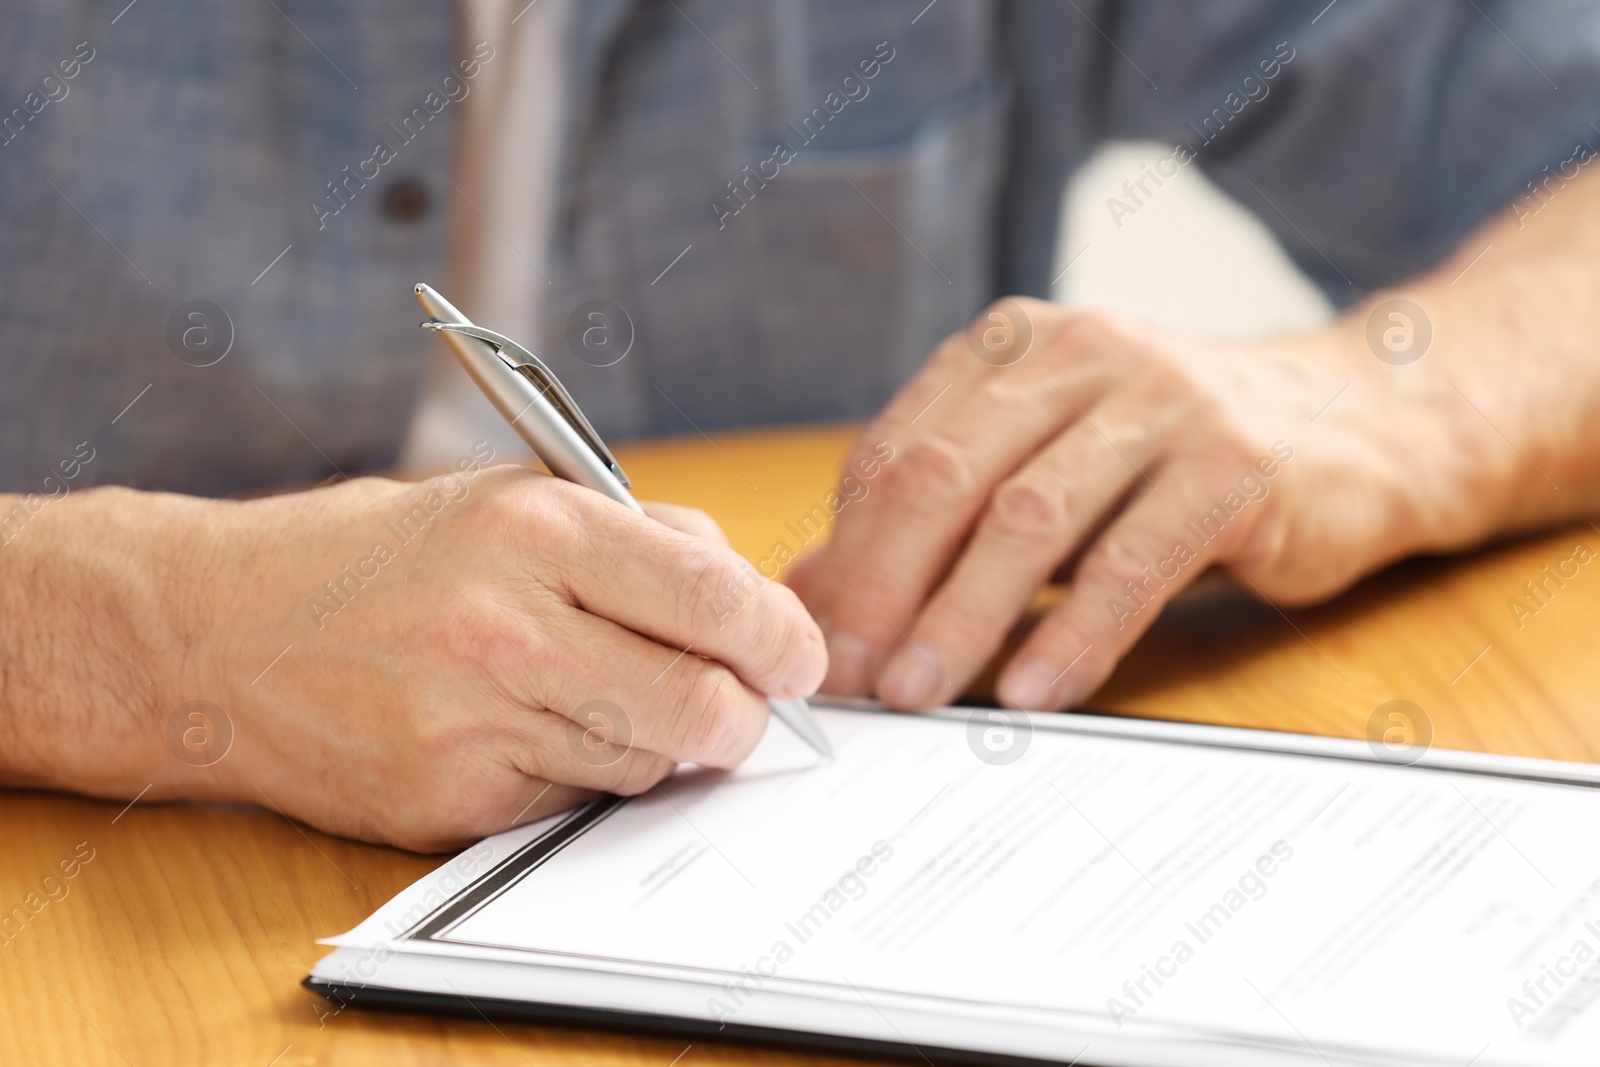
[526,606,773,771]
[808,341,1129,696]
[643,501,731,548]
[533,482,827,700]
[499,705,682,794]
[793,331,993,625]
[876,405,1159,709]
[995,465,1244,711]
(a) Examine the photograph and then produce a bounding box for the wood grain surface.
[4,424,1598,1066]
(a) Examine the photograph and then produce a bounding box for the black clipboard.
[301,975,1075,1067]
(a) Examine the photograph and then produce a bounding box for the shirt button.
[381,178,431,222]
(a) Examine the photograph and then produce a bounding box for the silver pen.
[414,283,833,759]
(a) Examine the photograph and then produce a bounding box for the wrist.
[1334,291,1528,556]
[1249,311,1510,566]
[0,485,231,798]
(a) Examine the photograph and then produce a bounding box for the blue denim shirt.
[2,0,1596,494]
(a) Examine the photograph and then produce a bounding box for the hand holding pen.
[415,283,835,759]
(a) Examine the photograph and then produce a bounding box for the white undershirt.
[397,0,570,470]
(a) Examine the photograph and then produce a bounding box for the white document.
[312,704,1600,1066]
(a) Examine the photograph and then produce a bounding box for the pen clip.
[421,322,632,489]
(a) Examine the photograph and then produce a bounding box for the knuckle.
[987,472,1072,545]
[1051,308,1127,352]
[472,474,577,556]
[527,482,590,545]
[676,552,750,635]
[408,702,494,767]
[473,469,541,521]
[1138,358,1210,412]
[670,664,743,761]
[892,434,975,502]
[1084,536,1158,595]
[1095,414,1157,458]
[468,461,527,493]
[437,592,554,683]
[975,373,1039,411]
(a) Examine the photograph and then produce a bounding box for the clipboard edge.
[301,976,1083,1067]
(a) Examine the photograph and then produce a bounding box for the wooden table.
[6,424,1599,1066]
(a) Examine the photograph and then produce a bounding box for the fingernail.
[823,631,873,695]
[777,646,828,699]
[768,611,830,698]
[998,658,1061,710]
[879,644,945,708]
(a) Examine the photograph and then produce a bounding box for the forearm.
[0,486,220,796]
[1334,161,1600,549]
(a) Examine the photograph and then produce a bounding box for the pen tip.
[413,282,428,294]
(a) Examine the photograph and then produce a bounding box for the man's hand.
[789,300,1493,712]
[0,466,826,851]
[793,159,1600,716]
